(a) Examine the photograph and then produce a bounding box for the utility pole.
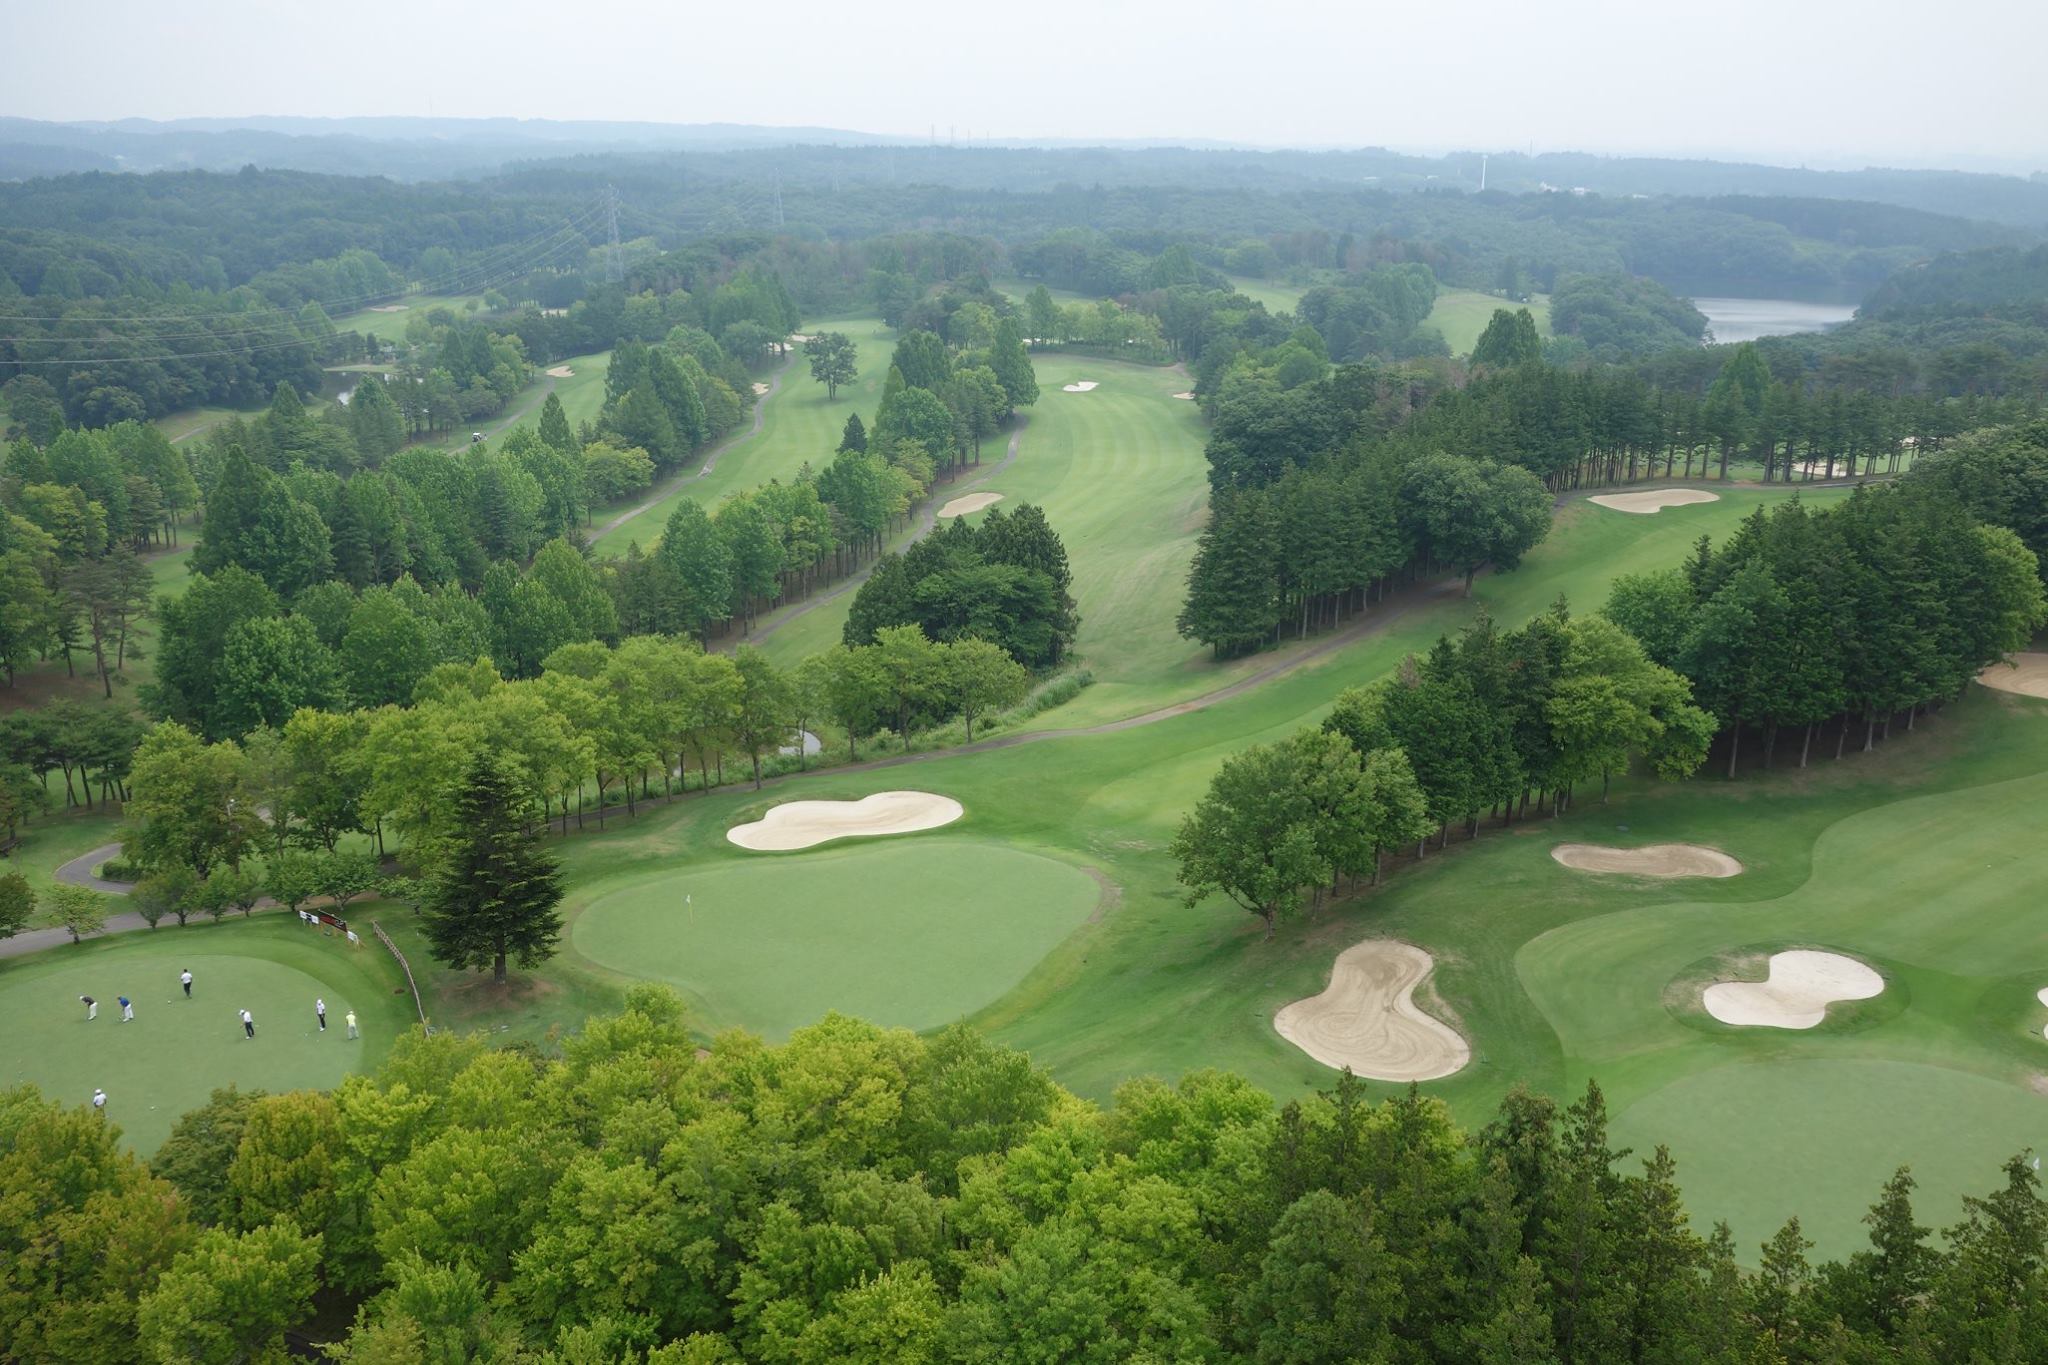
[604,184,623,284]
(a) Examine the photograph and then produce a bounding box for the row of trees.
[122,621,1029,885]
[1606,485,2047,772]
[1177,607,1711,935]
[13,991,2048,1361]
[1179,449,1552,657]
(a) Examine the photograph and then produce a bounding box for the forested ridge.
[10,992,2048,1362]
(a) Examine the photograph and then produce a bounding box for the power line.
[604,184,623,284]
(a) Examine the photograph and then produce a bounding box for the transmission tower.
[604,185,624,284]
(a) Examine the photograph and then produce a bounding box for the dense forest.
[11,992,2048,1363]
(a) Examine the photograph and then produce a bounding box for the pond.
[1695,297,1857,345]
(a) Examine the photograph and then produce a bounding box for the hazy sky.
[8,0,2046,170]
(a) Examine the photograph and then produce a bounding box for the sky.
[7,0,2047,172]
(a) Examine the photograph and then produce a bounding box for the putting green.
[1612,1060,2047,1260]
[0,917,413,1153]
[570,839,1102,1038]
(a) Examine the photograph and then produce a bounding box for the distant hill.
[1,117,2044,229]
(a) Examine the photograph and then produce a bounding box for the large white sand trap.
[1978,653,2048,699]
[1703,950,1883,1029]
[937,492,1004,519]
[1061,381,1099,392]
[1172,391,1196,400]
[545,365,575,378]
[1275,940,1470,1081]
[367,304,408,313]
[752,382,771,395]
[727,790,963,851]
[1588,489,1722,514]
[1551,843,1742,878]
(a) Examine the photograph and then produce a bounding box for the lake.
[1695,297,1858,345]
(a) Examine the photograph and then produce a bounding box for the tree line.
[117,620,1032,901]
[1605,483,2046,774]
[1177,605,1712,936]
[10,989,2048,1361]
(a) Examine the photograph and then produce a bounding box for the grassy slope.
[591,317,890,557]
[1427,287,1554,356]
[333,293,491,346]
[1223,275,1307,315]
[0,915,414,1152]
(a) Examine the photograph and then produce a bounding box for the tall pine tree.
[420,753,565,985]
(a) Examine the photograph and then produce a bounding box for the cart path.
[53,842,133,894]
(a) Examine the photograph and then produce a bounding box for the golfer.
[345,1010,358,1039]
[119,995,134,1022]
[79,995,96,1020]
[180,968,192,998]
[315,997,327,1032]
[91,1088,106,1114]
[239,1008,255,1040]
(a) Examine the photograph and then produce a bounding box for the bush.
[97,857,143,882]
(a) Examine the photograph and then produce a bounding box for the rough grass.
[1425,287,1554,356]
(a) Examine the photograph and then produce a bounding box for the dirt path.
[749,416,1030,646]
[53,842,133,894]
[588,355,795,546]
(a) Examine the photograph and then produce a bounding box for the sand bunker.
[1274,940,1470,1081]
[1061,381,1099,393]
[1172,391,1196,400]
[727,790,963,851]
[1551,843,1742,878]
[788,333,815,345]
[545,365,575,378]
[1587,489,1722,514]
[367,304,408,313]
[1978,653,2048,699]
[937,492,1004,519]
[752,382,771,396]
[1703,950,1883,1029]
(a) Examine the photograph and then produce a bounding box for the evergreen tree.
[1471,308,1543,367]
[839,412,868,453]
[1177,488,1280,657]
[420,752,565,984]
[989,317,1040,411]
[536,391,575,456]
[346,376,405,463]
[653,499,733,640]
